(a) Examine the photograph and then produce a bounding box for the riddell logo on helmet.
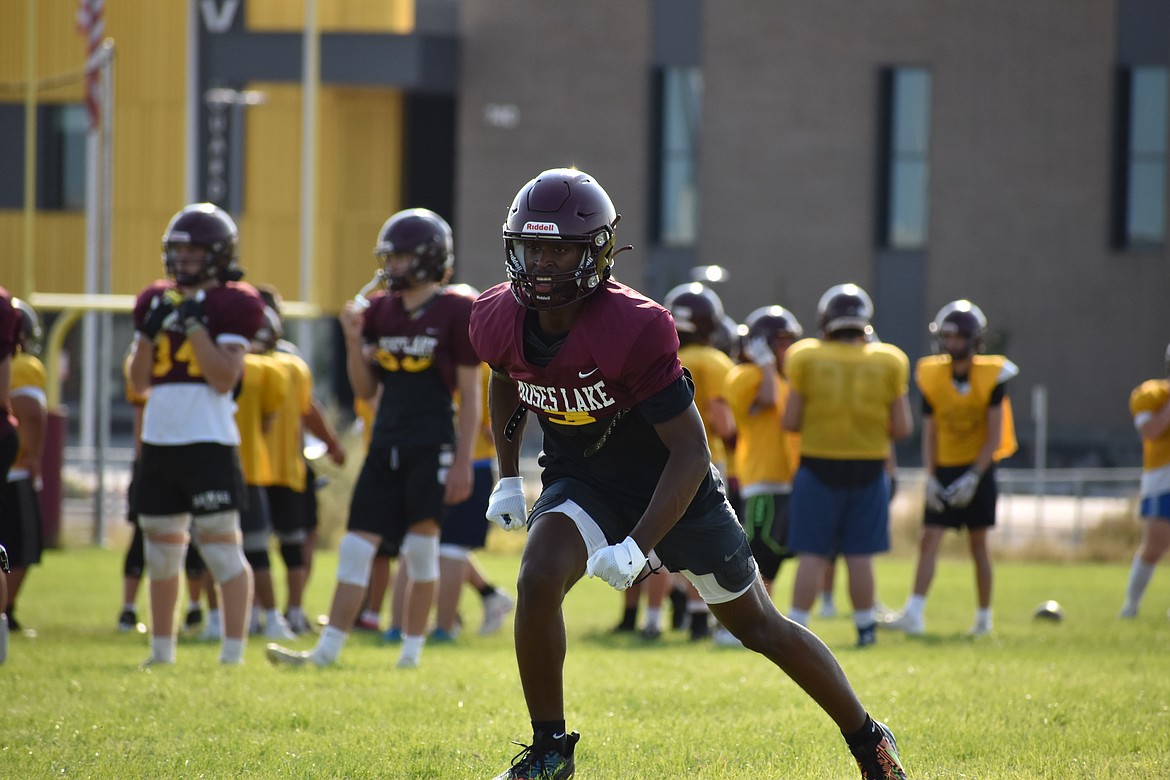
[523,222,560,234]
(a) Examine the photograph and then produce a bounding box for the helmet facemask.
[505,226,616,310]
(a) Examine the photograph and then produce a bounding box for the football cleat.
[856,623,878,647]
[382,626,403,643]
[480,590,516,635]
[851,721,908,780]
[493,731,580,780]
[265,643,331,668]
[184,606,204,630]
[118,609,146,634]
[429,627,457,643]
[880,611,924,636]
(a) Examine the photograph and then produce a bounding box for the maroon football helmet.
[817,283,874,338]
[161,203,240,286]
[745,305,803,346]
[503,168,621,309]
[929,299,987,357]
[663,283,725,342]
[11,297,41,355]
[374,208,454,291]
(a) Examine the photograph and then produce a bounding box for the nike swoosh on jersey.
[578,367,600,378]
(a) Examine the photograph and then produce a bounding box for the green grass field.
[3,543,1169,778]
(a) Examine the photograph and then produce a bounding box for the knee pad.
[244,549,271,572]
[192,510,240,536]
[144,539,186,580]
[336,533,377,587]
[401,532,440,583]
[438,543,469,562]
[279,541,305,569]
[197,541,248,583]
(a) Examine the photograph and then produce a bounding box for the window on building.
[879,68,931,249]
[1117,66,1168,249]
[654,67,702,246]
[39,104,88,211]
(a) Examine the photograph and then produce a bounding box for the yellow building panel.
[247,0,414,33]
[1,2,86,103]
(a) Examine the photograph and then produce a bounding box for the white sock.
[150,635,177,663]
[643,607,662,631]
[853,608,877,629]
[0,613,8,664]
[287,606,306,622]
[265,608,284,625]
[187,600,200,612]
[360,609,380,624]
[316,626,348,662]
[1125,558,1156,609]
[974,607,992,627]
[906,594,927,619]
[124,603,137,612]
[401,633,425,659]
[788,608,810,627]
[820,591,835,607]
[206,609,222,628]
[220,638,245,664]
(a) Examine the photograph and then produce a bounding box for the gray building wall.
[456,1,1170,466]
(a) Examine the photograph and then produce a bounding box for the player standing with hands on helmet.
[266,208,480,670]
[471,168,908,780]
[128,203,265,666]
[883,300,1017,637]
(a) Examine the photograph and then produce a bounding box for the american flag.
[76,0,105,130]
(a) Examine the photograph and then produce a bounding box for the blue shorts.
[788,465,890,556]
[1140,491,1170,520]
[440,459,494,549]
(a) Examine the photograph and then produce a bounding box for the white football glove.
[585,536,647,591]
[924,475,946,513]
[486,477,527,531]
[942,469,981,508]
[744,336,776,367]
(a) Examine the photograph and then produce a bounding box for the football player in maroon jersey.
[127,203,265,666]
[471,168,908,780]
[266,208,481,670]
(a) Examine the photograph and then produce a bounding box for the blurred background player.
[0,287,22,664]
[233,307,296,640]
[267,208,479,670]
[255,284,345,635]
[128,203,265,666]
[1,298,46,635]
[884,300,1017,637]
[640,282,737,641]
[724,305,803,602]
[1120,341,1170,619]
[784,283,912,647]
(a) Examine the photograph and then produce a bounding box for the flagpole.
[297,0,319,365]
[94,39,115,545]
[22,0,37,299]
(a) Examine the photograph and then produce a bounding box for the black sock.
[478,584,498,599]
[842,714,877,747]
[532,720,568,746]
[616,606,637,630]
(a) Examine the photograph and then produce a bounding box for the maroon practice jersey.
[362,286,480,447]
[132,280,265,387]
[471,280,725,516]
